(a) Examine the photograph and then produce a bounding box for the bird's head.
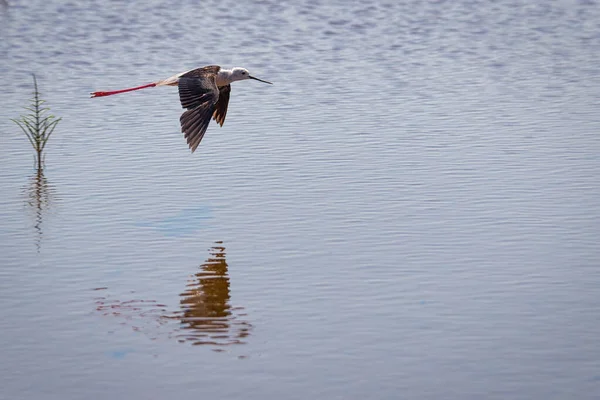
[230,67,273,84]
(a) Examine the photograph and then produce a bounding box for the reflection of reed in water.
[174,241,252,346]
[93,241,251,349]
[23,168,55,252]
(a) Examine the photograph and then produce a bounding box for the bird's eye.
[242,71,246,75]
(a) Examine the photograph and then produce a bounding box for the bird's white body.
[156,68,253,88]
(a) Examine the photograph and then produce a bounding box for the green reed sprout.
[12,74,61,169]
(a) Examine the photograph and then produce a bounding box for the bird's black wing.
[180,102,216,152]
[177,67,220,152]
[212,85,230,127]
[181,65,221,80]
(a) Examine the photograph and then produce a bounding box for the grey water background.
[1,0,599,398]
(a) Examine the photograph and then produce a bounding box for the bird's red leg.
[90,83,157,98]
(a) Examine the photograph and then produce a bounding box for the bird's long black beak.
[249,75,273,84]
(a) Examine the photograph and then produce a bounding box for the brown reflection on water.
[23,168,55,252]
[93,242,251,350]
[172,241,252,347]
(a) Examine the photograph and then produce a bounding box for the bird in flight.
[91,65,272,152]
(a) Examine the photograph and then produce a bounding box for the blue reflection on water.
[134,206,214,237]
[106,349,134,360]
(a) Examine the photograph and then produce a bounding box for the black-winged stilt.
[91,65,272,152]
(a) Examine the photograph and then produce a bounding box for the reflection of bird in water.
[176,241,252,347]
[23,168,55,252]
[93,241,251,350]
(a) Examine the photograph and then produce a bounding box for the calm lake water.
[1,0,599,399]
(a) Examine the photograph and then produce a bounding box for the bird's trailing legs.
[90,83,157,98]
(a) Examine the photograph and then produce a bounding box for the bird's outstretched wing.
[180,103,216,152]
[178,66,220,152]
[212,85,231,127]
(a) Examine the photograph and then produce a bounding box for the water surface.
[1,1,599,399]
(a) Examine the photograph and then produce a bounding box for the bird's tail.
[90,83,157,98]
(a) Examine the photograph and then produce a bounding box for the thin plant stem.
[11,74,61,169]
